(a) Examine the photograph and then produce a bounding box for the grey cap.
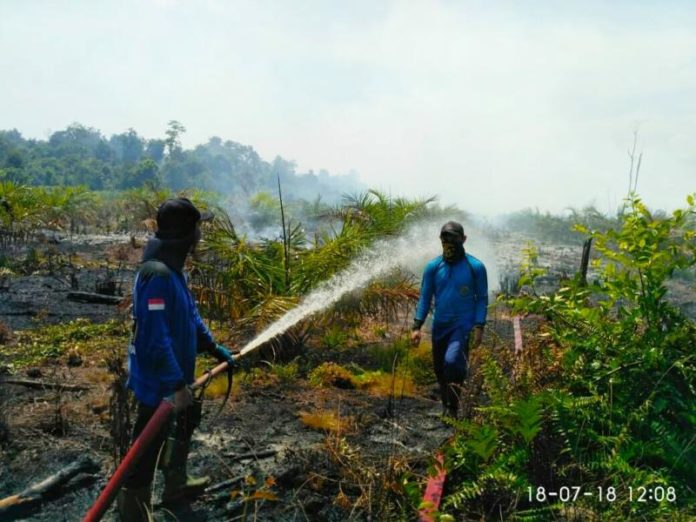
[440,221,465,240]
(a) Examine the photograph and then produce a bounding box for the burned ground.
[0,234,136,332]
[0,350,454,521]
[0,234,459,520]
[1,232,693,521]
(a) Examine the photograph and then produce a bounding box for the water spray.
[240,218,497,355]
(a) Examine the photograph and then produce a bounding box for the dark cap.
[440,221,465,241]
[156,198,213,239]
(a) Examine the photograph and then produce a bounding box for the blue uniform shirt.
[127,266,215,407]
[415,253,488,338]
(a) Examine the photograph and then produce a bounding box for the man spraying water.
[411,221,488,418]
[118,198,234,520]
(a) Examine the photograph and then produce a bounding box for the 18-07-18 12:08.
[528,486,677,502]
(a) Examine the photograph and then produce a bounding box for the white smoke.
[240,219,498,356]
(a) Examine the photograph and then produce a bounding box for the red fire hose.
[419,452,446,522]
[83,360,230,522]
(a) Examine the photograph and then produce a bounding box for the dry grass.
[403,339,434,385]
[321,427,413,518]
[308,361,419,397]
[84,368,112,384]
[410,339,433,365]
[299,409,355,433]
[10,393,76,436]
[353,372,417,397]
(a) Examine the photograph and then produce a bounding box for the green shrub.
[367,338,410,372]
[269,359,300,384]
[436,195,696,520]
[322,326,349,350]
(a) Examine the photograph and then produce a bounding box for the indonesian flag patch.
[148,298,165,311]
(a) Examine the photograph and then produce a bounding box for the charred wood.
[67,291,123,305]
[205,474,246,495]
[0,455,98,520]
[223,448,277,462]
[0,378,92,392]
[579,237,593,286]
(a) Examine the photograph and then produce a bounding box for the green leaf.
[466,425,499,461]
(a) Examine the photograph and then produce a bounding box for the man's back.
[128,261,198,407]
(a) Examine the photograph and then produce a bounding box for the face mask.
[441,238,464,263]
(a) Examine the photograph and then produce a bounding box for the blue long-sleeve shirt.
[415,253,488,337]
[127,263,215,407]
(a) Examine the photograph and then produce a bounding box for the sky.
[1,0,695,216]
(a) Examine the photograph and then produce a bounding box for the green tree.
[121,158,160,189]
[110,128,144,164]
[145,139,166,163]
[164,120,186,157]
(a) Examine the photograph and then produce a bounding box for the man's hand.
[172,386,193,412]
[411,329,422,347]
[472,326,484,349]
[212,344,235,367]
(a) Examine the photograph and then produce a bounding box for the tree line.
[0,121,362,201]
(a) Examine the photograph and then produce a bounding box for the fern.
[438,194,696,520]
[512,396,543,445]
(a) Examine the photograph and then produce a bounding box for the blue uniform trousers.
[432,325,470,414]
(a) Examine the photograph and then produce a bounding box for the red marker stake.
[419,452,446,522]
[513,315,523,355]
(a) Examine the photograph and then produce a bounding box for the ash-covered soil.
[0,272,131,330]
[1,235,139,330]
[492,231,696,320]
[0,364,451,521]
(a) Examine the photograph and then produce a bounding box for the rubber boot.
[116,484,152,522]
[161,436,210,504]
[439,380,450,415]
[445,382,462,419]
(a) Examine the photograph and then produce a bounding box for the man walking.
[411,221,488,418]
[117,198,234,521]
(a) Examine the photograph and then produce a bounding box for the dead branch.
[579,238,593,286]
[205,474,246,495]
[223,448,277,461]
[67,291,123,305]
[0,378,92,392]
[0,455,98,520]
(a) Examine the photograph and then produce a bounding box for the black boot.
[160,435,210,504]
[439,381,450,415]
[445,382,462,419]
[117,484,152,521]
